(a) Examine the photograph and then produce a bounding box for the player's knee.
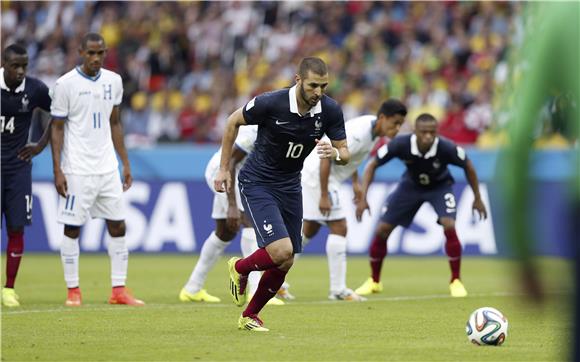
[7,227,24,235]
[278,257,294,272]
[302,221,320,239]
[376,222,394,240]
[106,220,126,237]
[329,220,347,236]
[216,228,237,241]
[440,218,455,230]
[268,244,294,264]
[215,222,238,241]
[64,225,81,239]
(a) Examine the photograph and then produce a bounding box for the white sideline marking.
[2,291,568,316]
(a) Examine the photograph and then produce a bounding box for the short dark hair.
[80,32,105,49]
[298,57,328,78]
[3,44,27,62]
[378,99,407,118]
[415,113,438,124]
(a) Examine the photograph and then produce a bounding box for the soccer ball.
[466,307,508,346]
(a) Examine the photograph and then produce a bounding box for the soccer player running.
[50,33,144,307]
[301,99,407,301]
[1,44,52,307]
[215,57,349,332]
[354,113,487,298]
[179,125,285,306]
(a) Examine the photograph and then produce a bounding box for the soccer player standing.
[354,113,487,298]
[50,33,144,306]
[1,44,52,307]
[301,99,407,301]
[215,57,349,331]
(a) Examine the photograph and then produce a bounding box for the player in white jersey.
[179,125,287,305]
[50,33,144,307]
[300,99,407,300]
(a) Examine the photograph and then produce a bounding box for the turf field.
[1,254,573,361]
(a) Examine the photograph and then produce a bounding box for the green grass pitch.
[1,254,572,361]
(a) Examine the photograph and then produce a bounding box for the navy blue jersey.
[240,86,346,189]
[375,134,468,187]
[1,71,51,174]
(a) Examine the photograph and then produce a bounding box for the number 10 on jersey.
[286,141,304,159]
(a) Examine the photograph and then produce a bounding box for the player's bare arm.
[17,110,51,162]
[316,138,349,165]
[464,159,487,220]
[50,119,67,197]
[318,158,332,216]
[110,106,132,191]
[351,170,362,204]
[215,107,246,193]
[355,157,379,222]
[225,147,247,231]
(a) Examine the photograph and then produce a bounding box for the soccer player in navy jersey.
[1,44,52,307]
[354,113,487,298]
[214,57,350,331]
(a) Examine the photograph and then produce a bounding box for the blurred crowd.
[2,1,574,148]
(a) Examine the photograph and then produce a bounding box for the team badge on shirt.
[19,94,29,112]
[433,159,441,169]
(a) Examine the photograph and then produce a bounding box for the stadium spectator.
[2,2,547,147]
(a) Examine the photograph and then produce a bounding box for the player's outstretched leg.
[241,228,285,305]
[240,267,287,332]
[181,231,229,303]
[355,235,386,296]
[445,228,468,297]
[3,230,24,307]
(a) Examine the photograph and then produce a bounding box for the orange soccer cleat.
[65,287,82,307]
[108,287,145,306]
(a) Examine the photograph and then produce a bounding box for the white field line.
[2,290,568,316]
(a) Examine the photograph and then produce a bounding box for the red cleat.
[65,287,82,307]
[108,287,145,306]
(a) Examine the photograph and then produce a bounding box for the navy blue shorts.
[381,181,457,227]
[238,180,303,254]
[1,167,33,229]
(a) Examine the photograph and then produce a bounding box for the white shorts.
[57,171,125,226]
[205,159,244,220]
[302,180,346,222]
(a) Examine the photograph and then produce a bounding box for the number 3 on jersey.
[286,141,304,159]
[0,116,15,134]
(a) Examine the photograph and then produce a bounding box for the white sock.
[184,231,229,294]
[107,236,129,287]
[326,234,348,294]
[60,235,80,288]
[240,227,261,295]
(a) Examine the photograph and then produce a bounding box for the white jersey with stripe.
[50,67,123,175]
[302,115,379,187]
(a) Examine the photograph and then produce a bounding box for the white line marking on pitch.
[2,291,568,316]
